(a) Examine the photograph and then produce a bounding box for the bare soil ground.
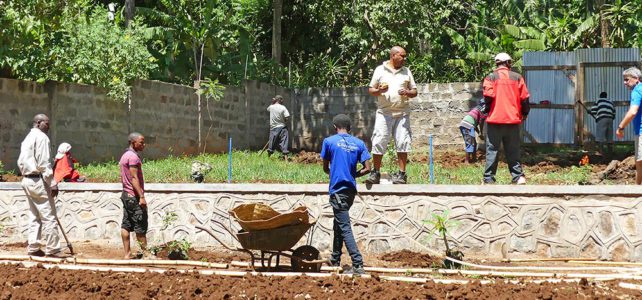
[2,263,640,299]
[1,242,641,299]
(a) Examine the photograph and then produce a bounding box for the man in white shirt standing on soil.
[17,113,65,257]
[366,46,418,184]
[266,95,291,158]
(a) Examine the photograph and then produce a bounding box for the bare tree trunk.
[125,0,136,27]
[272,0,282,65]
[597,0,610,48]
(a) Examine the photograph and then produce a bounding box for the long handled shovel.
[258,141,270,156]
[51,193,75,255]
[576,100,597,120]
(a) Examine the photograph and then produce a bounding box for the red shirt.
[53,153,80,183]
[483,66,530,124]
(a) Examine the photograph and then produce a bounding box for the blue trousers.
[329,189,363,267]
[459,126,476,153]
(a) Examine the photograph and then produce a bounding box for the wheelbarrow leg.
[265,252,281,271]
[240,249,256,271]
[261,251,267,269]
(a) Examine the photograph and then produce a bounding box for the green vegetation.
[149,211,192,260]
[1,2,156,100]
[424,210,463,269]
[2,1,641,89]
[77,149,598,184]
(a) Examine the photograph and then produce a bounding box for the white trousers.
[371,111,412,155]
[20,177,61,255]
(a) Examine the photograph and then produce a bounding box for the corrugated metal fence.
[523,48,640,144]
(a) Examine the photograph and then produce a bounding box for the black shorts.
[121,192,148,234]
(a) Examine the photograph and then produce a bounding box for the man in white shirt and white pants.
[366,46,418,184]
[17,114,64,257]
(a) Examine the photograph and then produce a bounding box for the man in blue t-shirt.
[617,67,642,184]
[320,114,371,275]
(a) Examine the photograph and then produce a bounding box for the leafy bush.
[1,3,157,101]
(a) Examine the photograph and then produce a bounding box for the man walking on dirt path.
[17,114,67,258]
[366,46,417,184]
[482,53,530,185]
[119,132,148,259]
[321,114,371,275]
[266,94,290,159]
[617,67,642,184]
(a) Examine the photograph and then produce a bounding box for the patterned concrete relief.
[2,190,642,261]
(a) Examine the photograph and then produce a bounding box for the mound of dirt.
[378,250,443,268]
[292,150,323,164]
[529,160,562,174]
[0,173,21,182]
[588,156,636,184]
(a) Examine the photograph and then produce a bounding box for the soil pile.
[588,156,636,184]
[292,150,323,164]
[1,264,639,299]
[154,246,248,262]
[379,250,443,268]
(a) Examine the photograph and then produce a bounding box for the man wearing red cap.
[482,53,530,184]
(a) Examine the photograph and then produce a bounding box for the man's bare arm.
[356,160,371,178]
[129,166,146,208]
[323,160,330,175]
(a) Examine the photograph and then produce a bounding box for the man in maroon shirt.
[482,53,530,184]
[119,132,147,259]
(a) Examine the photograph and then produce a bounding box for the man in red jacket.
[482,53,530,184]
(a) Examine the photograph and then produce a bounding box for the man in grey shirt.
[266,95,290,158]
[17,114,66,257]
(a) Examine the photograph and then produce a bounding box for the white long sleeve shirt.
[17,128,56,188]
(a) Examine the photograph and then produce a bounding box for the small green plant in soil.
[149,211,192,260]
[424,210,464,269]
[166,238,191,260]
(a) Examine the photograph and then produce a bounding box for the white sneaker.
[516,176,526,185]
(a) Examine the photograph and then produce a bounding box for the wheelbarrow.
[196,219,326,272]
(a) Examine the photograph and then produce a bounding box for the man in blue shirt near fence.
[320,114,371,275]
[617,67,642,184]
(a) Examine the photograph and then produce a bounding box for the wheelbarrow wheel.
[291,245,321,273]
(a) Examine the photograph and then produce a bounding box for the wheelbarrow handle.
[195,224,237,251]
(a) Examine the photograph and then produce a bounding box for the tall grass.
[79,149,593,185]
[79,151,327,184]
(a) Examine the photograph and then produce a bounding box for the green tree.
[1,2,156,101]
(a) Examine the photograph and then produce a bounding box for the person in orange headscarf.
[53,142,85,183]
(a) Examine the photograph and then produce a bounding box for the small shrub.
[167,238,191,260]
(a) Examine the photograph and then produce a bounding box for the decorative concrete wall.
[1,78,479,172]
[2,183,642,261]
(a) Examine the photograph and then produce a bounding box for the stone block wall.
[292,83,482,151]
[1,78,480,171]
[131,80,199,159]
[0,79,51,171]
[2,184,642,261]
[54,83,128,164]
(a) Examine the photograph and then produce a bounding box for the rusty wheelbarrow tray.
[195,219,326,272]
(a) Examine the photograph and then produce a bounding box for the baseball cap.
[494,53,512,63]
